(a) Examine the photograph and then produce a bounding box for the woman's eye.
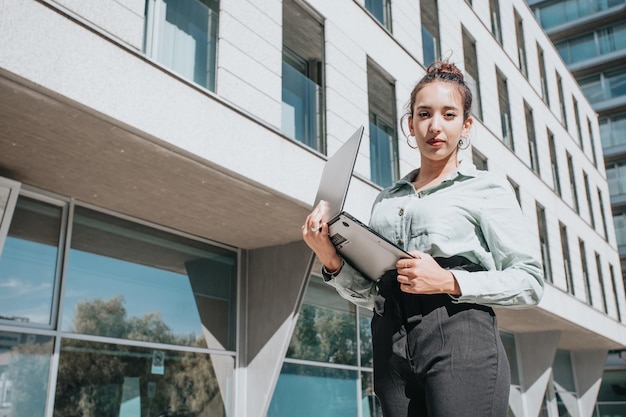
[418,112,429,117]
[445,112,457,117]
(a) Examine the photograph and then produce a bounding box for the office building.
[0,0,624,416]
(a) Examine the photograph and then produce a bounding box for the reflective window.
[0,331,53,417]
[536,203,552,283]
[268,363,358,417]
[606,162,626,197]
[497,69,513,150]
[555,22,626,64]
[514,10,527,78]
[525,103,539,174]
[600,112,626,148]
[489,0,502,44]
[365,0,392,31]
[560,222,574,294]
[579,239,592,305]
[144,0,219,91]
[287,276,358,365]
[473,149,488,171]
[282,0,325,152]
[362,371,382,417]
[359,308,374,368]
[596,368,626,414]
[368,60,399,188]
[533,0,626,29]
[583,172,595,229]
[614,211,626,247]
[53,339,231,417]
[538,45,549,105]
[421,0,440,66]
[0,197,62,326]
[61,206,237,350]
[553,350,576,392]
[557,73,568,129]
[548,130,561,196]
[579,67,626,104]
[595,252,608,313]
[567,153,580,213]
[463,28,482,120]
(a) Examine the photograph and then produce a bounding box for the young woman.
[301,60,544,417]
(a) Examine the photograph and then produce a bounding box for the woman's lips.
[427,138,445,146]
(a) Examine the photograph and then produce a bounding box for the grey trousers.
[371,273,510,417]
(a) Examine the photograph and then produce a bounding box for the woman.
[301,60,544,417]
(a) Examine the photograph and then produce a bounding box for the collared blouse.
[322,161,545,311]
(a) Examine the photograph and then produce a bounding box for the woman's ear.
[462,116,473,136]
[408,115,414,135]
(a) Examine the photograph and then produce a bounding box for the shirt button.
[398,208,404,216]
[397,239,403,246]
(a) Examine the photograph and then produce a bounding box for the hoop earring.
[458,136,471,150]
[406,134,419,150]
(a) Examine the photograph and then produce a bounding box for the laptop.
[313,126,413,282]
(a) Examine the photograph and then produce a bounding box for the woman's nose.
[429,115,442,133]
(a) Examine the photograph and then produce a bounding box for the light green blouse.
[323,160,545,310]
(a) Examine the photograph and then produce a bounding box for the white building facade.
[0,0,624,417]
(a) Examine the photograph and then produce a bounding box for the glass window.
[587,118,598,167]
[287,275,358,365]
[514,10,527,78]
[597,189,608,240]
[567,153,579,213]
[600,112,626,148]
[583,172,595,229]
[534,0,626,29]
[268,363,358,417]
[553,350,576,393]
[525,103,539,174]
[361,371,383,417]
[368,61,399,188]
[421,0,440,66]
[580,67,626,104]
[366,0,392,31]
[560,222,574,295]
[489,0,502,44]
[463,28,482,120]
[53,339,230,417]
[144,0,219,91]
[579,74,604,104]
[548,130,561,196]
[538,45,549,105]
[573,99,582,145]
[579,239,592,304]
[61,206,238,350]
[0,331,53,417]
[595,252,608,313]
[609,264,622,321]
[606,162,626,197]
[556,73,568,129]
[282,0,325,152]
[508,177,521,206]
[536,203,552,283]
[614,211,626,248]
[497,69,513,150]
[0,196,62,326]
[473,149,488,171]
[359,307,374,368]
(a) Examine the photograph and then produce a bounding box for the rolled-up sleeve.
[452,179,545,308]
[321,261,377,310]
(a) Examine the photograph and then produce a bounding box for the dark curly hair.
[406,60,473,121]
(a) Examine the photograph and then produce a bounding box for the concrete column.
[242,240,314,417]
[572,350,608,417]
[513,331,561,417]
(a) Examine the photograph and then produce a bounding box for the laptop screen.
[313,126,364,223]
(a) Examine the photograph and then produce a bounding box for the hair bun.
[427,60,465,82]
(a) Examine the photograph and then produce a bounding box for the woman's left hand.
[396,250,461,296]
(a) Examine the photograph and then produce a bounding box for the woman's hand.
[302,200,342,273]
[396,250,461,295]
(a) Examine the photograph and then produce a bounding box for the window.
[538,44,549,105]
[555,22,626,65]
[62,206,238,349]
[282,0,326,152]
[514,10,527,78]
[144,0,219,91]
[600,112,626,148]
[368,60,399,188]
[609,264,622,321]
[421,0,440,66]
[462,28,482,120]
[579,239,592,304]
[579,66,626,104]
[587,118,598,167]
[366,0,392,31]
[525,103,539,174]
[573,99,582,145]
[606,161,626,197]
[560,222,574,294]
[489,0,502,44]
[497,69,513,150]
[548,130,561,196]
[473,149,488,171]
[557,73,568,129]
[567,152,580,213]
[0,196,63,326]
[614,211,626,248]
[597,188,609,240]
[536,203,552,283]
[595,253,608,313]
[270,274,381,416]
[533,0,626,29]
[553,350,576,395]
[583,172,595,229]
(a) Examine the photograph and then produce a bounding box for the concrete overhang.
[0,70,314,250]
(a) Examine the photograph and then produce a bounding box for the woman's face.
[408,81,473,163]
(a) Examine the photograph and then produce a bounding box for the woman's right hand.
[302,200,343,273]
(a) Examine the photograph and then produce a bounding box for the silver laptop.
[314,126,412,282]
